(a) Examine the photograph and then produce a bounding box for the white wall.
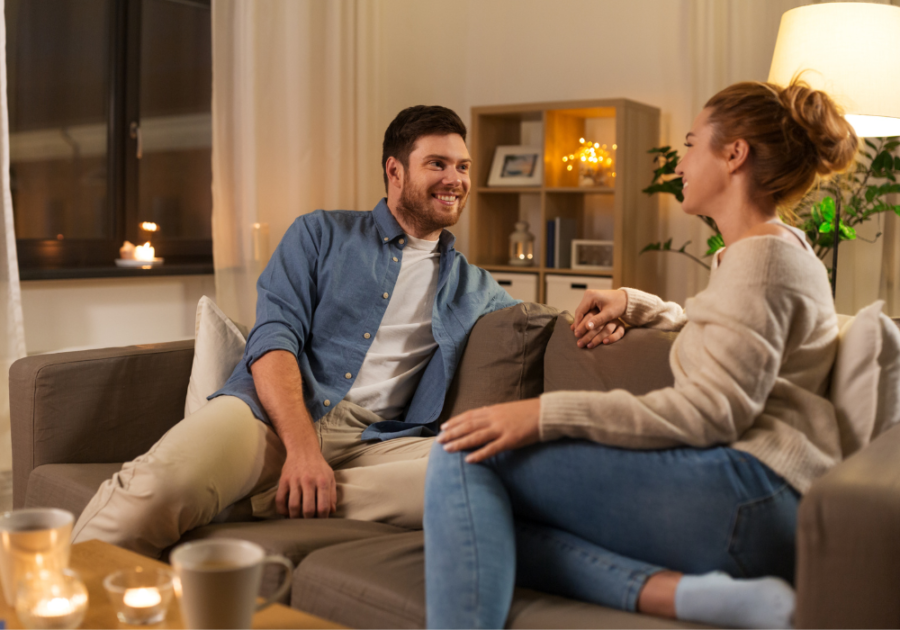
[21,275,215,354]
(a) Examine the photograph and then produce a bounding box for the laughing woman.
[424,80,858,630]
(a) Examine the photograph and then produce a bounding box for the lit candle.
[28,594,87,629]
[123,586,162,608]
[134,242,155,261]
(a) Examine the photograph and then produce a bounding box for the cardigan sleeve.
[621,288,687,331]
[541,240,798,448]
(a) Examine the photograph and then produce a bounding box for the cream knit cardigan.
[539,235,839,494]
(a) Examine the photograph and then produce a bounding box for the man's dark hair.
[382,105,467,191]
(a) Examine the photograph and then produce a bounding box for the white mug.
[170,538,293,629]
[0,508,74,605]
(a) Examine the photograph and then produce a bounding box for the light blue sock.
[674,571,795,629]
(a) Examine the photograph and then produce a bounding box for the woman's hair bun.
[779,81,858,176]
[705,79,859,208]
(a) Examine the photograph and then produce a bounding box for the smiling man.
[72,105,518,557]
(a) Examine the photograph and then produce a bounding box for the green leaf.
[640,242,662,253]
[866,186,878,203]
[819,196,836,223]
[704,233,725,257]
[884,140,900,152]
[893,205,900,217]
[865,139,879,151]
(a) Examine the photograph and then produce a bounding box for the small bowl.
[15,569,88,630]
[103,567,175,625]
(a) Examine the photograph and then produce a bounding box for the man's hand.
[571,289,628,348]
[436,398,540,463]
[251,350,335,519]
[276,449,336,519]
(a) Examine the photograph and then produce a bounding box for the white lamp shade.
[768,2,900,137]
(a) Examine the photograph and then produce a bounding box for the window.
[6,0,212,278]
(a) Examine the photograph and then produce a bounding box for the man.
[72,105,518,557]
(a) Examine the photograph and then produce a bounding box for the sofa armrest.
[10,340,195,508]
[795,423,900,628]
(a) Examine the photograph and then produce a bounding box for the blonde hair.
[704,80,859,217]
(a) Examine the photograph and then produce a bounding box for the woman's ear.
[725,139,751,174]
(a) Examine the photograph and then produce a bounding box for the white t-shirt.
[343,234,441,419]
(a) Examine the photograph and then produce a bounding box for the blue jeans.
[424,440,799,629]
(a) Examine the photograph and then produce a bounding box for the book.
[545,220,555,268]
[554,217,576,268]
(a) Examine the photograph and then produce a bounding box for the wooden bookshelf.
[469,99,661,303]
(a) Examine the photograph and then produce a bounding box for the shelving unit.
[469,99,661,303]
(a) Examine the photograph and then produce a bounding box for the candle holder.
[15,569,88,630]
[104,567,175,625]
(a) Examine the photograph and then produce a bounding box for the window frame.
[13,0,213,280]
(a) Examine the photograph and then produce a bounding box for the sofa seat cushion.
[180,519,407,602]
[291,530,704,629]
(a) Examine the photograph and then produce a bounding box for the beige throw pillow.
[184,296,248,417]
[830,300,900,457]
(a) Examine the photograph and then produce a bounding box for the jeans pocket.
[727,484,799,583]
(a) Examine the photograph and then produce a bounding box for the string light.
[561,138,616,185]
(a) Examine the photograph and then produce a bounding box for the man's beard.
[395,178,467,236]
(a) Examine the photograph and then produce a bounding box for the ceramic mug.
[0,508,74,605]
[170,538,293,629]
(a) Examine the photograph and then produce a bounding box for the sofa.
[10,302,900,629]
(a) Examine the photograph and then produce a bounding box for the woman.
[424,80,858,629]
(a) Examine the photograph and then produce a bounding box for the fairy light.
[561,138,616,185]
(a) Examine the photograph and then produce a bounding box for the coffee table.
[0,540,344,629]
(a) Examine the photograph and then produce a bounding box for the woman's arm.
[441,238,813,460]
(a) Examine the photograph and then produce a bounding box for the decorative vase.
[508,221,535,266]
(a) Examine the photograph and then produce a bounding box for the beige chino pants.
[72,396,434,558]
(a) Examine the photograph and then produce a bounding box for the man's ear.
[725,139,751,174]
[385,156,404,190]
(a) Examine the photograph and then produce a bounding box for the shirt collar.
[372,197,457,254]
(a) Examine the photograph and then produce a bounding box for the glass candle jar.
[104,567,175,625]
[15,569,88,630]
[508,221,535,266]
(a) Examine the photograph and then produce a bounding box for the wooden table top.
[0,540,343,629]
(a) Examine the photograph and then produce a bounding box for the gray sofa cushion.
[544,313,677,395]
[439,302,558,423]
[292,531,704,629]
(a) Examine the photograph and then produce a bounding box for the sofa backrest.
[439,302,558,422]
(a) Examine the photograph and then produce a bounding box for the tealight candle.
[104,567,174,625]
[134,242,155,262]
[16,569,88,630]
[123,586,162,608]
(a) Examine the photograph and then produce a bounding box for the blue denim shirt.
[211,199,518,441]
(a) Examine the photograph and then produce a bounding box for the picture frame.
[487,146,543,187]
[571,239,614,271]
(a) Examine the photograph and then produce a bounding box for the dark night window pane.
[138,0,212,241]
[6,0,112,241]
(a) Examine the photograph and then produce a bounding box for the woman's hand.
[436,398,541,463]
[571,289,628,348]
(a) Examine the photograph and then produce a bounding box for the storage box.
[491,272,538,303]
[545,274,613,315]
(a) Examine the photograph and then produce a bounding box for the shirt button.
[323,399,331,407]
[383,237,389,242]
[399,238,405,245]
[345,372,352,379]
[382,292,389,299]
[364,332,371,339]
[392,256,398,262]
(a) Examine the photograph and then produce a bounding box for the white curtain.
[0,0,27,510]
[211,0,380,327]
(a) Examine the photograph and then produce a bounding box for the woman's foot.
[673,571,795,629]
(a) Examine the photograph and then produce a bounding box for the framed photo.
[487,146,543,187]
[571,239,614,271]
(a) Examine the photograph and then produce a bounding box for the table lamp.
[768,2,900,295]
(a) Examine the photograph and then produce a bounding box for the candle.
[123,586,162,608]
[134,242,155,261]
[26,593,88,629]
